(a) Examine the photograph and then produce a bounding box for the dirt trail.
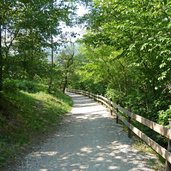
[5,92,156,171]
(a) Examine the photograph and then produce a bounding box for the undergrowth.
[0,82,72,167]
[132,138,165,171]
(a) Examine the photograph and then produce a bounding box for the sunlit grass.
[0,90,72,167]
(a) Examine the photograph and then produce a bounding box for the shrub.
[3,79,47,93]
[16,80,36,93]
[158,106,171,126]
[105,88,124,103]
[3,79,18,92]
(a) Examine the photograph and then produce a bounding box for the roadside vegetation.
[133,139,165,171]
[68,0,171,146]
[0,0,87,167]
[1,0,171,168]
[0,80,72,167]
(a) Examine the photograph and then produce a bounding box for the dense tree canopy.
[0,0,79,91]
[69,0,171,125]
[0,1,171,167]
[0,0,170,124]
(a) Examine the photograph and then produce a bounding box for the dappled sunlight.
[95,157,104,161]
[30,151,58,157]
[80,147,93,154]
[74,102,97,107]
[109,166,120,170]
[72,112,109,120]
[16,119,154,170]
[17,138,154,171]
[12,93,155,171]
[68,93,110,120]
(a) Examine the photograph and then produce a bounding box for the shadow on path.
[5,93,155,171]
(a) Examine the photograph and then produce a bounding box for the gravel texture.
[4,92,156,171]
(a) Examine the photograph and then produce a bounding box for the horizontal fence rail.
[68,89,171,170]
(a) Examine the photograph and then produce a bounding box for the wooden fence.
[68,89,171,171]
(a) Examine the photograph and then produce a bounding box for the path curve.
[6,92,156,171]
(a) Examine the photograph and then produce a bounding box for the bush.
[3,79,18,92]
[3,79,47,93]
[158,106,171,126]
[16,80,36,93]
[105,88,124,103]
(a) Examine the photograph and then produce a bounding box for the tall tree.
[0,0,76,91]
[57,42,75,93]
[0,15,2,91]
[72,0,171,122]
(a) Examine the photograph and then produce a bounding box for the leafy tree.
[72,0,171,122]
[56,42,76,93]
[0,15,2,91]
[0,0,77,92]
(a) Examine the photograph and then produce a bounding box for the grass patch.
[0,89,72,167]
[132,139,165,171]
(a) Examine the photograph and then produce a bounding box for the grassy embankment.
[0,81,72,167]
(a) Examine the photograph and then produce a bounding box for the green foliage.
[0,88,72,167]
[3,79,18,92]
[158,106,171,126]
[55,43,76,93]
[0,0,76,91]
[16,80,46,93]
[105,88,124,103]
[71,0,171,124]
[3,79,47,93]
[0,79,68,167]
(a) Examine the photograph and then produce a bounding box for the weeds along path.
[5,92,156,171]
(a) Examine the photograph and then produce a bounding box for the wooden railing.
[68,89,171,171]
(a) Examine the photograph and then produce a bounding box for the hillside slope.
[0,88,72,167]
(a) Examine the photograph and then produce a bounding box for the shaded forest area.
[0,0,171,167]
[0,0,87,167]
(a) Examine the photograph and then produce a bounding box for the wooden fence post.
[110,98,113,115]
[116,101,119,124]
[128,107,132,138]
[165,119,171,171]
[95,94,98,102]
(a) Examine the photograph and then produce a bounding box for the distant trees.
[55,42,75,93]
[0,0,76,91]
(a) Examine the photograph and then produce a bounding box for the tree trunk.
[62,75,68,93]
[48,34,54,93]
[0,18,3,91]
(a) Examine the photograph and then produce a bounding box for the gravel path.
[5,92,156,171]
